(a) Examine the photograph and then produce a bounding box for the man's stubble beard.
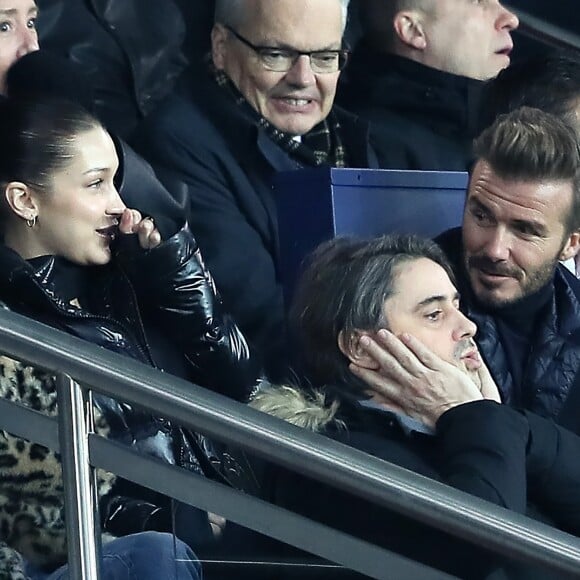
[464,252,560,310]
[453,338,483,391]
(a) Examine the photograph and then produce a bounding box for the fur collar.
[249,383,343,432]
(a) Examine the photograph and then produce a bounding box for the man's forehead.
[468,160,573,225]
[0,0,37,13]
[388,258,457,308]
[243,0,344,43]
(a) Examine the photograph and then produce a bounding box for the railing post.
[57,374,101,580]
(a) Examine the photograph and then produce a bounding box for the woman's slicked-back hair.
[290,234,455,395]
[0,96,101,192]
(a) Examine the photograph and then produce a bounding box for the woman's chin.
[75,249,112,267]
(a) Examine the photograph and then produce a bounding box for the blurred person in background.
[339,0,518,170]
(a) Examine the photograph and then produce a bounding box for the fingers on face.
[349,365,411,416]
[350,364,396,398]
[118,208,141,233]
[118,208,134,233]
[117,209,161,248]
[372,330,425,377]
[394,332,444,372]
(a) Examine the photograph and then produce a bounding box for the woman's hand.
[118,208,162,250]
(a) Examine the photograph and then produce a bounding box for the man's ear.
[4,182,38,221]
[338,330,380,370]
[211,23,228,70]
[560,231,580,262]
[393,10,427,51]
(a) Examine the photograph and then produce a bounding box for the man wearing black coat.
[252,233,580,579]
[133,0,376,379]
[338,0,518,170]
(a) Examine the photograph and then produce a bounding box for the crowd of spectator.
[0,0,579,578]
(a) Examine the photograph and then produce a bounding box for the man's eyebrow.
[467,196,490,212]
[0,7,37,16]
[414,292,460,311]
[511,218,547,235]
[263,40,341,51]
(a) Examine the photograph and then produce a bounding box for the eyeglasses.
[225,25,349,74]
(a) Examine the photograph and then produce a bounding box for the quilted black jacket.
[437,227,580,433]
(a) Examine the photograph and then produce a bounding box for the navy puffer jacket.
[438,227,580,433]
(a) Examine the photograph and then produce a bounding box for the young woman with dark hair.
[0,95,258,577]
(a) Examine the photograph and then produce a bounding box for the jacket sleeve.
[132,102,287,381]
[115,226,260,400]
[271,400,530,579]
[434,400,529,511]
[524,410,580,534]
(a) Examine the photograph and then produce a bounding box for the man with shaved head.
[339,0,518,170]
[135,0,376,378]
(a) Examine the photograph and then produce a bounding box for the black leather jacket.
[0,226,258,535]
[0,228,256,398]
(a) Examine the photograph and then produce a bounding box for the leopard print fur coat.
[0,355,116,579]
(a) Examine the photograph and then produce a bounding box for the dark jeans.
[26,532,202,580]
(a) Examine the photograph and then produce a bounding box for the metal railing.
[1,308,580,579]
[506,4,580,53]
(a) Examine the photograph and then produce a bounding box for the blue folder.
[274,167,468,306]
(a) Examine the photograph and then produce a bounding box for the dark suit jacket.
[133,68,377,377]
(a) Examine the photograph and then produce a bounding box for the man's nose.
[285,55,316,87]
[16,28,39,58]
[497,2,519,31]
[482,227,510,261]
[454,310,477,341]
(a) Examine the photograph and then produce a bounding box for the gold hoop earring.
[26,215,37,228]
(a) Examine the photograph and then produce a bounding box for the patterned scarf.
[212,64,348,168]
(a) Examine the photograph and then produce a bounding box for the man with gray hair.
[134,0,376,378]
[252,231,580,579]
[339,0,518,170]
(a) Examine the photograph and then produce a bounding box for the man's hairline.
[339,263,464,365]
[468,158,577,230]
[342,255,451,337]
[215,0,350,33]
